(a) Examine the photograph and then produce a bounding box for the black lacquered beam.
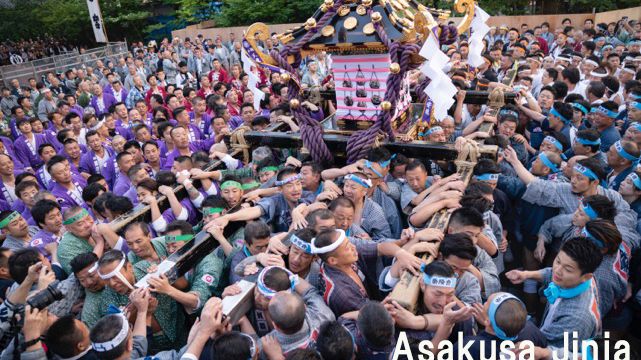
[318,90,516,105]
[244,129,497,165]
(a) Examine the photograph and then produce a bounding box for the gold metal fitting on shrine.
[389,63,400,74]
[380,101,392,111]
[321,25,335,37]
[280,73,291,83]
[371,12,382,23]
[324,0,334,7]
[305,18,317,30]
[362,0,372,6]
[289,99,300,109]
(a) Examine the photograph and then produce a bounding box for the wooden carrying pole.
[108,149,242,234]
[387,87,507,312]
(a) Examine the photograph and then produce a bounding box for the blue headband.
[629,173,641,190]
[423,126,444,137]
[630,40,641,46]
[630,102,641,111]
[344,173,372,188]
[571,102,589,115]
[574,164,600,182]
[538,152,560,173]
[596,106,619,118]
[420,264,457,288]
[364,160,384,178]
[275,173,302,186]
[580,201,599,220]
[290,234,313,254]
[488,293,525,341]
[576,137,601,146]
[594,37,605,42]
[581,227,605,248]
[550,108,570,123]
[378,153,396,168]
[544,136,563,151]
[499,109,519,119]
[423,274,457,288]
[631,93,641,101]
[475,173,500,181]
[602,44,613,50]
[614,140,639,163]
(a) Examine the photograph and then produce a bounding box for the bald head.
[268,292,306,335]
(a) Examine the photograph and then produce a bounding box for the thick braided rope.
[270,47,332,164]
[416,76,431,103]
[293,105,333,163]
[439,24,459,46]
[266,3,342,165]
[284,0,341,69]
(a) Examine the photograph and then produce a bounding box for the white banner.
[86,0,108,43]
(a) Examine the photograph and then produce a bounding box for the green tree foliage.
[565,0,640,13]
[0,0,151,44]
[169,0,212,24]
[213,0,320,27]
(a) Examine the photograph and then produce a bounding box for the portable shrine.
[240,0,510,165]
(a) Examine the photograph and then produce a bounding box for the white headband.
[92,313,130,352]
[622,67,636,75]
[344,173,373,188]
[584,59,598,67]
[311,229,347,254]
[88,262,98,274]
[98,255,135,291]
[90,120,105,132]
[590,71,608,78]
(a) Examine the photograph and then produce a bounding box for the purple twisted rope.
[438,24,459,46]
[416,77,431,103]
[269,3,345,164]
[284,1,341,69]
[269,48,333,164]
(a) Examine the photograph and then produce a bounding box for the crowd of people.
[0,38,77,65]
[0,11,639,360]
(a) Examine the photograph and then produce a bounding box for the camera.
[27,280,64,310]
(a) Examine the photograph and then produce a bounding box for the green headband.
[221,181,242,190]
[203,207,225,216]
[242,181,260,190]
[163,234,194,244]
[259,166,279,173]
[0,211,20,229]
[63,209,89,225]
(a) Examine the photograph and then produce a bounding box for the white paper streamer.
[419,33,457,121]
[241,49,266,111]
[467,6,491,68]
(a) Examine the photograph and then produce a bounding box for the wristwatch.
[21,337,41,351]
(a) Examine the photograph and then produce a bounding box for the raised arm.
[503,146,537,185]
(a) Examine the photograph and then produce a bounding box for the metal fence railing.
[0,42,130,87]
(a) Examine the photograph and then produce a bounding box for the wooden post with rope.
[387,87,507,312]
